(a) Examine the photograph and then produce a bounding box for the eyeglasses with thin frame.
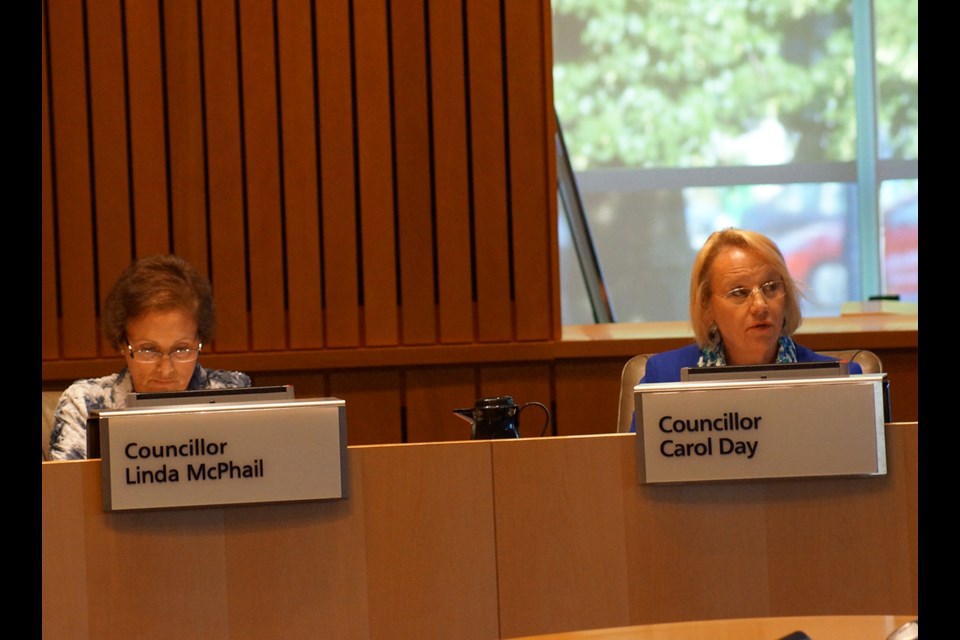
[126,343,203,364]
[718,281,786,305]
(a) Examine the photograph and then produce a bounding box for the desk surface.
[560,314,918,356]
[510,615,918,640]
[42,426,918,640]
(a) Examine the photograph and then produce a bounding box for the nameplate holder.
[634,375,887,484]
[97,398,348,512]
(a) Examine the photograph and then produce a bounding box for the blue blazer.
[630,343,863,431]
[640,343,862,384]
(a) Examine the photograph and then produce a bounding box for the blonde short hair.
[689,228,802,347]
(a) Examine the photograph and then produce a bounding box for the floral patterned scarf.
[697,335,799,367]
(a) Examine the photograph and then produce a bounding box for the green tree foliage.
[552,0,918,170]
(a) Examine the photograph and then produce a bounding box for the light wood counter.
[509,615,918,640]
[43,424,918,639]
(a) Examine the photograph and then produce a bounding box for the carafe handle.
[519,401,551,437]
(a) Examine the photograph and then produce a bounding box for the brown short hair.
[101,254,216,351]
[689,228,802,347]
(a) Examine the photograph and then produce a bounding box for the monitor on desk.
[680,361,849,382]
[125,384,295,408]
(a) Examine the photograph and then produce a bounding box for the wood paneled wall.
[41,1,919,448]
[42,0,558,361]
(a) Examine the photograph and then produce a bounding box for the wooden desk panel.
[492,436,632,637]
[42,425,918,640]
[763,422,918,616]
[491,426,917,635]
[624,469,773,625]
[509,615,918,640]
[221,499,368,639]
[41,442,500,640]
[41,461,93,640]
[356,441,500,639]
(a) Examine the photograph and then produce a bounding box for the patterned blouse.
[48,365,252,461]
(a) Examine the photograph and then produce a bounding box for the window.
[554,0,918,324]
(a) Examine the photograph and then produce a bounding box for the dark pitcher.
[453,396,550,440]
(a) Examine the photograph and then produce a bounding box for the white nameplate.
[634,375,887,484]
[97,399,348,511]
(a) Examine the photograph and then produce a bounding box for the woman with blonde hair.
[641,227,861,382]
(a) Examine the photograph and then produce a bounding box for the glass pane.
[558,194,599,325]
[553,0,856,170]
[580,187,695,322]
[879,179,918,302]
[583,181,858,322]
[874,0,919,161]
[553,0,916,324]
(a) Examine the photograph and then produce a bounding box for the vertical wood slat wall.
[42,0,558,363]
[40,1,920,449]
